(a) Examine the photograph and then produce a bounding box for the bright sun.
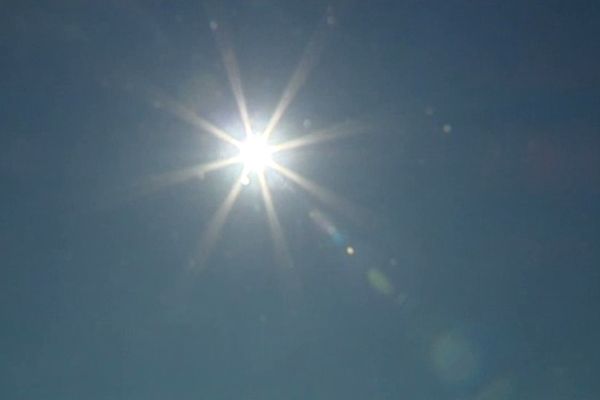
[238,134,273,174]
[147,9,358,268]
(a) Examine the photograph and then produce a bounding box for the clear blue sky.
[2,1,599,398]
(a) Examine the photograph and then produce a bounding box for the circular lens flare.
[239,134,273,174]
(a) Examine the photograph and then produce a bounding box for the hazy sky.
[2,1,599,399]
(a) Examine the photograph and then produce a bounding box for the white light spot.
[239,134,273,174]
[346,246,355,256]
[443,124,452,134]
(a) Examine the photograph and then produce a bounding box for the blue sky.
[2,1,599,398]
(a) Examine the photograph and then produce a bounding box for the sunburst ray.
[155,91,240,147]
[262,15,334,140]
[258,172,293,268]
[128,79,241,147]
[93,157,241,212]
[141,156,241,193]
[272,119,367,154]
[191,169,246,269]
[210,20,253,137]
[270,161,366,224]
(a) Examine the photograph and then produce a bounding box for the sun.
[140,9,363,268]
[238,134,273,175]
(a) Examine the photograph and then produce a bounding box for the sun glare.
[238,134,273,174]
[147,10,358,269]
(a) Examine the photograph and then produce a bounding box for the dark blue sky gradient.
[2,1,599,398]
